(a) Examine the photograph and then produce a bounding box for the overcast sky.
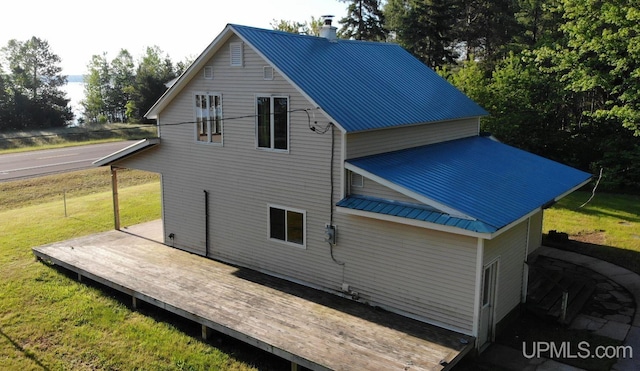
[1,0,347,75]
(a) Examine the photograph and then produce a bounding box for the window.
[195,93,222,144]
[256,96,288,150]
[230,42,243,67]
[268,205,305,246]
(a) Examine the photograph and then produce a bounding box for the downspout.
[111,166,120,230]
[204,190,210,257]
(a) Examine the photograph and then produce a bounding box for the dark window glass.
[269,207,285,241]
[273,97,288,150]
[257,97,271,148]
[286,210,303,244]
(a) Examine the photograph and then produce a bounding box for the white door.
[478,260,498,349]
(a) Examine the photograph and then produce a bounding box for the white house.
[95,20,591,351]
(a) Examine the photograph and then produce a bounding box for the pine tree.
[338,0,387,41]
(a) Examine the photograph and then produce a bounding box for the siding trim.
[472,238,483,337]
[336,206,491,239]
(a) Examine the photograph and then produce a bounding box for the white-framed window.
[195,93,222,144]
[256,95,289,151]
[268,205,306,247]
[230,42,243,67]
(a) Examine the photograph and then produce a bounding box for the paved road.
[0,141,136,182]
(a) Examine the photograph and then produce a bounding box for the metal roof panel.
[231,25,487,133]
[346,137,592,230]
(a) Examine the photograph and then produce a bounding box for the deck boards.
[32,221,473,371]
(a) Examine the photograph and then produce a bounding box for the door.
[478,260,498,349]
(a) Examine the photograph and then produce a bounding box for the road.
[0,141,136,182]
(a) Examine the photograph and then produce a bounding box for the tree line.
[0,38,189,130]
[322,0,638,192]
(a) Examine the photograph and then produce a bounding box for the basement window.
[195,93,222,144]
[268,205,306,247]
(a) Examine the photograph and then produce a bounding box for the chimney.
[319,15,337,42]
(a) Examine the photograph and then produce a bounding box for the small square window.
[351,173,364,188]
[263,66,274,80]
[203,66,213,79]
[268,205,305,247]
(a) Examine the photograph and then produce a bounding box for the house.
[95,19,591,352]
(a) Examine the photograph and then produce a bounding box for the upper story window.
[256,96,289,151]
[195,93,222,144]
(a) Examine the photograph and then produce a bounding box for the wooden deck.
[32,221,474,371]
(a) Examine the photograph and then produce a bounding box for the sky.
[1,0,347,75]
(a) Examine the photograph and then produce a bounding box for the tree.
[0,37,71,129]
[555,0,640,136]
[338,0,387,41]
[385,0,460,68]
[271,17,324,36]
[109,49,135,122]
[455,0,520,62]
[82,53,111,124]
[127,46,176,123]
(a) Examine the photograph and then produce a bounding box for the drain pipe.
[204,190,210,257]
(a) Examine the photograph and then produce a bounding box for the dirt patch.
[572,230,606,245]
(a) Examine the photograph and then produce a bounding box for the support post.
[561,291,568,322]
[111,167,120,230]
[291,362,299,371]
[201,325,211,340]
[132,296,138,310]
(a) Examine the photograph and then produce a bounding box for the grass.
[0,169,284,370]
[543,191,640,275]
[0,123,158,153]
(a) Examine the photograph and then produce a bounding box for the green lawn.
[543,191,640,275]
[0,170,280,370]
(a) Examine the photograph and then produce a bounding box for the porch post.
[111,166,120,230]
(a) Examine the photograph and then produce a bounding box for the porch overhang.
[93,138,160,167]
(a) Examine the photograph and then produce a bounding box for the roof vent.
[319,15,337,42]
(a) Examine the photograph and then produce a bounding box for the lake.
[62,80,84,123]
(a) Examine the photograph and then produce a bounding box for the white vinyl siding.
[349,172,418,204]
[483,220,528,324]
[334,216,479,333]
[527,210,543,254]
[346,119,479,159]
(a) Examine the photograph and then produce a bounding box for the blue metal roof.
[231,24,488,133]
[337,195,497,233]
[346,136,592,231]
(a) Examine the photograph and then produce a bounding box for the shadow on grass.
[0,326,50,370]
[544,235,640,276]
[550,192,640,224]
